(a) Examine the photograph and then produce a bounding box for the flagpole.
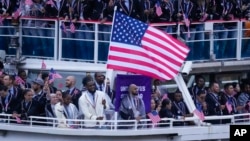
[104,6,118,130]
[104,5,118,94]
[174,73,201,124]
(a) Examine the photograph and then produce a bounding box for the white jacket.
[79,90,109,127]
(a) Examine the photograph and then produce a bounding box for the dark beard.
[132,92,138,96]
[88,89,96,94]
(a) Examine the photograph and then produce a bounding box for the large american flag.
[107,12,189,80]
[147,110,161,124]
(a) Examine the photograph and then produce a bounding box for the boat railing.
[1,113,250,130]
[1,17,250,65]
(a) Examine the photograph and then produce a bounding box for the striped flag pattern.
[46,0,54,6]
[226,101,232,113]
[70,22,75,33]
[49,68,63,84]
[193,109,205,121]
[0,16,3,25]
[15,75,25,85]
[25,0,33,6]
[41,60,46,69]
[13,9,21,19]
[60,22,67,33]
[107,12,189,80]
[147,110,161,124]
[155,1,162,17]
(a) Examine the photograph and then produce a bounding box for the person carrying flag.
[220,83,240,123]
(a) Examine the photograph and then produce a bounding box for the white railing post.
[58,20,62,61]
[134,120,138,130]
[169,119,173,128]
[236,20,242,60]
[209,23,215,60]
[114,112,118,130]
[19,19,23,56]
[30,117,32,127]
[94,23,99,64]
[54,19,58,60]
[53,119,55,128]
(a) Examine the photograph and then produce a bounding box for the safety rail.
[1,17,250,63]
[1,113,250,130]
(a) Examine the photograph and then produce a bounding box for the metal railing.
[1,18,250,63]
[1,113,250,130]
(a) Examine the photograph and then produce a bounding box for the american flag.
[60,22,67,33]
[155,1,162,17]
[41,60,46,69]
[25,0,33,6]
[13,9,21,19]
[183,14,190,38]
[0,16,3,25]
[107,12,189,80]
[161,94,168,100]
[226,101,232,113]
[15,75,25,85]
[46,0,54,6]
[15,116,22,124]
[193,109,205,121]
[49,68,63,84]
[200,13,208,22]
[70,22,75,33]
[58,83,64,88]
[147,110,161,124]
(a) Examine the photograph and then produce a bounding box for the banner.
[115,74,152,113]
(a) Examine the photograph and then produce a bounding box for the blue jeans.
[194,24,205,60]
[98,24,111,62]
[46,23,55,58]
[213,23,228,59]
[225,25,237,58]
[0,20,9,51]
[75,23,94,61]
[181,25,196,60]
[164,25,173,34]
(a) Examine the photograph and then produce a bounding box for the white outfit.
[55,103,79,128]
[78,90,109,127]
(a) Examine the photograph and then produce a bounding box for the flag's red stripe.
[110,46,147,58]
[110,46,178,74]
[164,31,189,50]
[146,29,189,56]
[107,64,164,80]
[145,34,187,60]
[149,27,189,52]
[142,43,183,67]
[147,113,161,123]
[108,55,173,78]
[143,35,185,61]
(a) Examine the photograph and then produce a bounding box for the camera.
[181,61,192,75]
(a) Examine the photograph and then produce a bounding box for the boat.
[0,16,250,141]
